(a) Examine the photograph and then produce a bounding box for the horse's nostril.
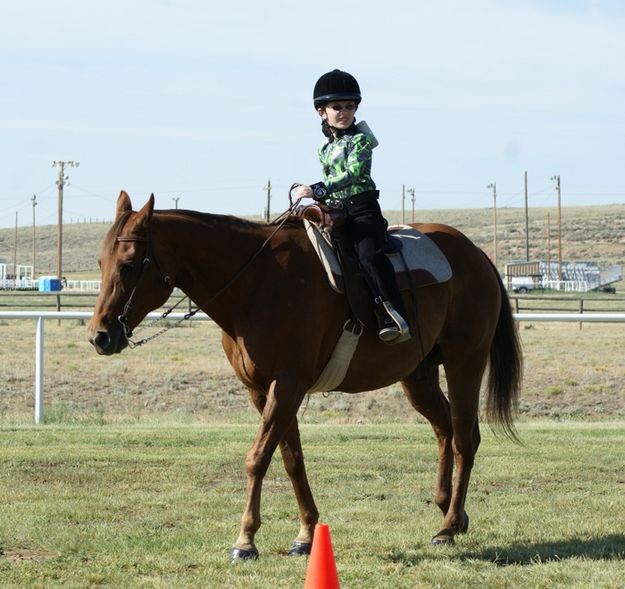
[93,330,110,350]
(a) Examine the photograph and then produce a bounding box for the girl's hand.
[294,184,313,199]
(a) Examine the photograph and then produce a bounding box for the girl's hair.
[320,118,333,138]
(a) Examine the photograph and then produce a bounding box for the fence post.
[35,317,45,424]
[579,299,584,330]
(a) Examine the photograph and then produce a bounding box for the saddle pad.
[304,221,452,294]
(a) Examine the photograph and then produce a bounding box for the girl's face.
[318,100,357,131]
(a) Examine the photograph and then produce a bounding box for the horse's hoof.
[431,533,455,546]
[432,513,469,545]
[231,547,259,562]
[288,541,312,556]
[459,512,470,534]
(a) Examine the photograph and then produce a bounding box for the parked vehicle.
[510,276,534,293]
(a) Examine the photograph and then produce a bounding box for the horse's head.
[88,191,173,355]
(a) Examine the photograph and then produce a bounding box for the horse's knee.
[245,450,271,480]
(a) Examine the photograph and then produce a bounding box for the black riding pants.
[342,191,407,317]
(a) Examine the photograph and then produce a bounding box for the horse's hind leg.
[400,360,455,521]
[430,352,487,544]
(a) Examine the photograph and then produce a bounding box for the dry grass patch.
[1,318,625,425]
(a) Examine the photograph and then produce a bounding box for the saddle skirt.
[304,221,452,294]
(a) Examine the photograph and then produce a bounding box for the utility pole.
[406,188,415,223]
[13,212,18,288]
[551,174,562,285]
[487,182,497,267]
[264,179,272,222]
[524,171,530,262]
[32,194,37,276]
[546,212,552,284]
[52,160,79,284]
[172,197,180,209]
[401,184,406,223]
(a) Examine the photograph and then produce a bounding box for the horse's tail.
[486,261,523,441]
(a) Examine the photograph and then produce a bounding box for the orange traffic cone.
[304,523,340,589]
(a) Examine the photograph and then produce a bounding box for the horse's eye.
[120,262,134,275]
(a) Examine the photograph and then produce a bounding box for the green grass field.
[1,423,624,588]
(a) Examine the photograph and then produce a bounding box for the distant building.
[505,260,622,293]
[0,263,36,290]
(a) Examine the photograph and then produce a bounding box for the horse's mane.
[153,209,304,230]
[104,208,304,254]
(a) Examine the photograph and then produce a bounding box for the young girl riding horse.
[295,68,410,344]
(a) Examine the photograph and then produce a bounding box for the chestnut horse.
[88,191,522,560]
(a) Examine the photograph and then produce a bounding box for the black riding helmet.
[313,69,362,109]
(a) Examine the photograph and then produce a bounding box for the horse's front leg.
[279,416,319,555]
[231,379,306,561]
[243,388,319,557]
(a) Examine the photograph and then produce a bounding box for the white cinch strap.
[307,321,362,393]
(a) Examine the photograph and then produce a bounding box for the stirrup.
[379,322,402,342]
[379,301,410,344]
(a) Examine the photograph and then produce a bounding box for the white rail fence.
[1,310,625,424]
[1,311,209,424]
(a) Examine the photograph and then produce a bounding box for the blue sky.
[1,0,624,228]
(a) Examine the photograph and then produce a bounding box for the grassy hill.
[1,203,624,279]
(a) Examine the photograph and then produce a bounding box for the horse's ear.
[116,190,133,219]
[134,194,155,232]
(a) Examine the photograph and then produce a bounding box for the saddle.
[293,203,452,295]
[290,202,452,389]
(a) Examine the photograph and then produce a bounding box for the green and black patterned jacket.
[314,126,377,200]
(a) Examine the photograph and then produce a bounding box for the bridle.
[114,200,302,348]
[115,234,179,346]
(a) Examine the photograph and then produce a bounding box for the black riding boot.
[363,243,410,343]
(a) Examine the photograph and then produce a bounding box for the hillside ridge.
[1,203,624,276]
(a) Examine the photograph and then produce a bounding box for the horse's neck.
[156,214,274,325]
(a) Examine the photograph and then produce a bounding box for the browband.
[116,235,149,243]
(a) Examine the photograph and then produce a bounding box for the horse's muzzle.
[88,328,128,355]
